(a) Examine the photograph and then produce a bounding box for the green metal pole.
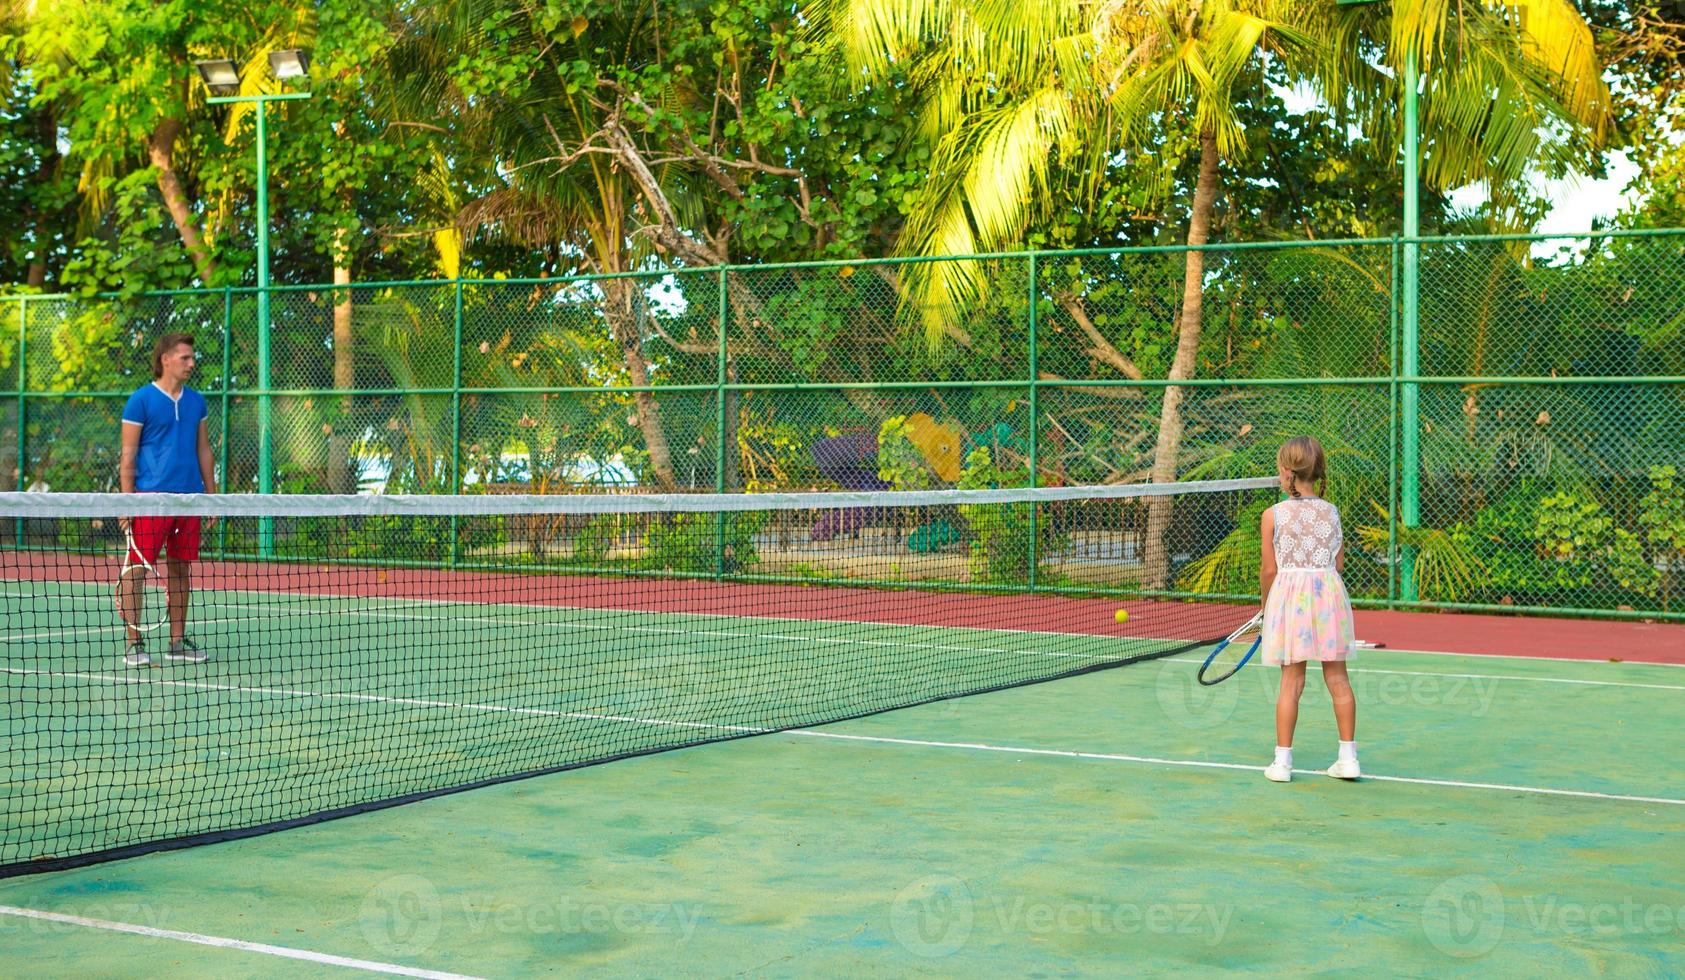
[14,296,25,545]
[1026,254,1039,590]
[715,268,728,581]
[1387,241,1400,608]
[218,287,232,555]
[1400,48,1421,601]
[449,280,464,568]
[255,97,274,556]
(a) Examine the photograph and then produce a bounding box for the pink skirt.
[1261,569,1355,665]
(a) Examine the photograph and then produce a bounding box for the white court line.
[781,730,1685,807]
[6,665,1682,809]
[6,596,1107,664]
[11,582,1685,670]
[0,905,480,979]
[1156,656,1685,692]
[14,581,1685,670]
[12,589,1683,692]
[1354,646,1685,669]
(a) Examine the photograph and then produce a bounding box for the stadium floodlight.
[193,59,241,97]
[268,49,310,79]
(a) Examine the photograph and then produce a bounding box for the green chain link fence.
[4,230,1683,620]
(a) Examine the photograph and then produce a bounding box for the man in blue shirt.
[118,332,218,667]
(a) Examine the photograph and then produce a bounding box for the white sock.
[1273,746,1292,768]
[1338,741,1357,763]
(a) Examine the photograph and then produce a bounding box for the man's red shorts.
[128,516,202,565]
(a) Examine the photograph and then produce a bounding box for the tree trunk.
[326,221,355,493]
[147,118,217,285]
[722,357,741,491]
[1143,129,1220,589]
[604,279,679,490]
[26,105,58,289]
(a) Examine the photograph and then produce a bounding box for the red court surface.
[1354,606,1685,665]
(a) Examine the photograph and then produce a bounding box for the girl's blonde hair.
[1277,436,1327,498]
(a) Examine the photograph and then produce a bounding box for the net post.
[715,267,728,580]
[449,279,465,569]
[218,286,233,556]
[1026,253,1039,591]
[13,295,25,546]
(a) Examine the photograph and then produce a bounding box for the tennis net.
[1,477,1273,874]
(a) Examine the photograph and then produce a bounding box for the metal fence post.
[218,287,232,555]
[450,279,465,568]
[716,268,729,581]
[1387,240,1400,608]
[1027,253,1039,591]
[13,295,25,545]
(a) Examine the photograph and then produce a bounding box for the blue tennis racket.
[1196,611,1263,686]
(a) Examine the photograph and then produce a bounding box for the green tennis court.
[4,576,1683,975]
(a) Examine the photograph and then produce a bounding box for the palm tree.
[819,0,1314,585]
[1313,0,1611,222]
[388,0,704,490]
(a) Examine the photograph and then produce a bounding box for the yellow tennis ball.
[1114,609,1129,623]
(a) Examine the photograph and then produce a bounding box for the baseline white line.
[780,730,1685,807]
[0,905,480,979]
[1349,646,1685,669]
[6,666,1680,808]
[1154,657,1685,692]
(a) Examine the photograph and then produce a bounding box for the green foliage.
[954,445,1057,586]
[1639,465,1685,609]
[1355,502,1488,603]
[641,511,766,574]
[571,515,623,566]
[1176,500,1269,596]
[875,415,933,491]
[1533,491,1609,563]
[1639,466,1685,555]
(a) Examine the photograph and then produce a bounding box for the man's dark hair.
[152,332,194,379]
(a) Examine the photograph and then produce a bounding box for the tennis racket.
[116,528,170,634]
[1196,611,1263,686]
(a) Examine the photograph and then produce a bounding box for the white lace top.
[1270,496,1343,572]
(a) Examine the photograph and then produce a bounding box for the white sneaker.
[165,639,208,663]
[123,643,150,668]
[1327,758,1361,780]
[1264,762,1292,783]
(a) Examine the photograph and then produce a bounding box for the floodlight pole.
[207,90,311,556]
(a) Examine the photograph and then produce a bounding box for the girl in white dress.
[1258,437,1359,783]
